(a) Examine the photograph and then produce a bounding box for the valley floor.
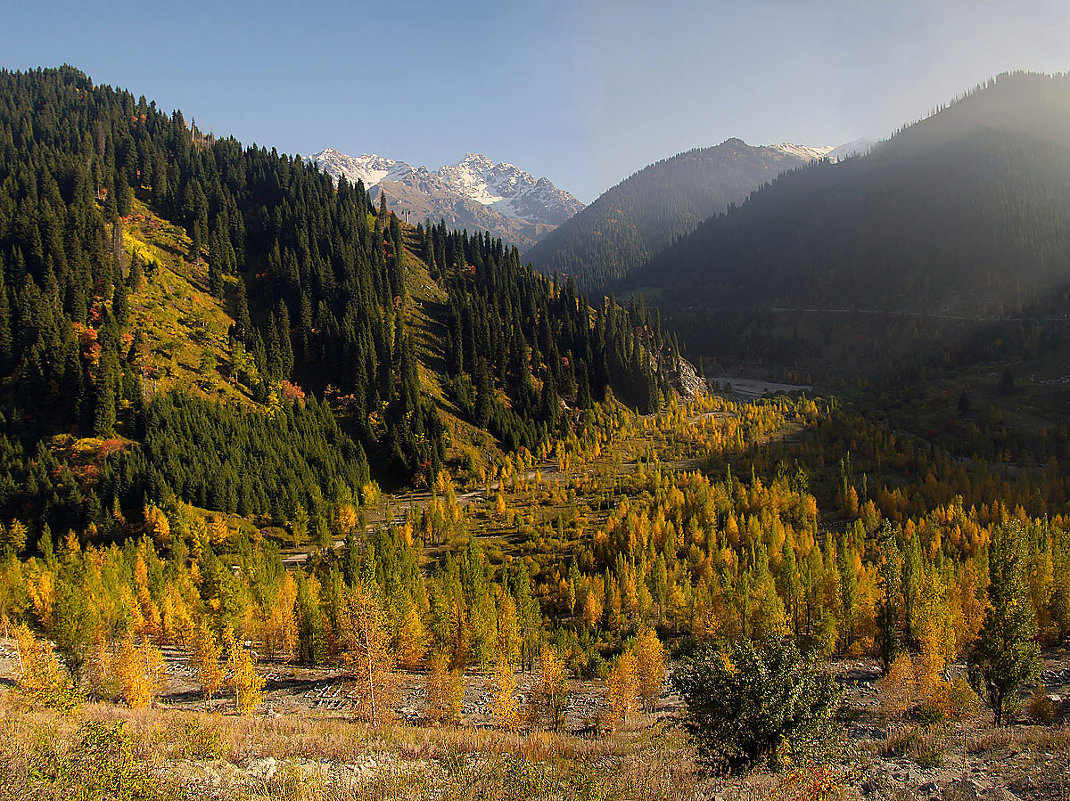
[2,646,1069,800]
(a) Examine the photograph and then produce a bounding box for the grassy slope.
[122,198,255,408]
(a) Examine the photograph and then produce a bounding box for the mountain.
[310,149,583,250]
[631,72,1070,383]
[525,138,837,291]
[0,66,683,531]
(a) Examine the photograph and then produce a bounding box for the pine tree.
[877,526,904,672]
[968,521,1040,725]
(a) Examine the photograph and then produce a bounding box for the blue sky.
[3,0,1070,202]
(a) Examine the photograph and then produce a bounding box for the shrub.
[1027,683,1056,725]
[911,702,947,726]
[671,636,842,774]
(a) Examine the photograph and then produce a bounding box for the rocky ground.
[2,638,1069,799]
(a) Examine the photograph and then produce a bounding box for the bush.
[671,636,842,774]
[1027,683,1056,725]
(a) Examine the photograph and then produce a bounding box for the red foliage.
[277,380,306,404]
[97,439,126,460]
[72,323,102,367]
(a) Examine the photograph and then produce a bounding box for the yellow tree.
[160,582,194,645]
[207,517,229,548]
[13,622,81,712]
[532,645,570,731]
[133,552,161,639]
[341,582,396,723]
[224,630,265,714]
[425,652,464,725]
[492,653,520,731]
[191,617,224,706]
[260,571,298,660]
[114,635,166,709]
[143,503,171,548]
[634,626,665,713]
[496,592,521,666]
[395,601,428,669]
[606,647,639,725]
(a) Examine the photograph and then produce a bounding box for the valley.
[0,62,1069,801]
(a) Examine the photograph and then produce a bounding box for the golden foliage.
[492,654,520,731]
[224,631,265,714]
[13,622,81,712]
[634,626,665,712]
[606,647,638,725]
[531,645,570,731]
[191,618,224,704]
[114,635,165,709]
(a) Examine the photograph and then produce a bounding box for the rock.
[943,778,982,801]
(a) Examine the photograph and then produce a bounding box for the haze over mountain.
[630,72,1070,379]
[310,149,584,251]
[525,139,857,290]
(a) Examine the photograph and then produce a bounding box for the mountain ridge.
[630,72,1070,385]
[525,137,836,290]
[309,148,584,250]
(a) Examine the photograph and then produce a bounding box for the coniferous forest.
[0,66,670,529]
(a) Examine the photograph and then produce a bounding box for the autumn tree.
[606,647,639,725]
[114,635,166,709]
[340,581,395,724]
[224,630,265,714]
[492,654,521,731]
[191,617,225,706]
[425,652,463,725]
[634,626,665,712]
[14,622,82,712]
[531,645,570,731]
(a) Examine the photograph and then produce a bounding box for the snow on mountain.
[308,148,584,247]
[312,148,416,188]
[768,140,875,162]
[437,153,584,225]
[768,143,836,161]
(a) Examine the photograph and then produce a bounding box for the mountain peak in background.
[310,148,584,250]
[632,71,1070,379]
[526,137,859,289]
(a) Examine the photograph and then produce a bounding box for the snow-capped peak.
[768,140,874,162]
[310,149,416,188]
[309,148,584,227]
[768,143,837,161]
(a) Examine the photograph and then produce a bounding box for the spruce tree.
[968,520,1040,725]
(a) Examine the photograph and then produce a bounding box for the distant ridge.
[526,138,845,290]
[631,71,1070,377]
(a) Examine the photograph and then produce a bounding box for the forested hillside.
[631,72,1070,383]
[0,66,676,533]
[525,139,814,290]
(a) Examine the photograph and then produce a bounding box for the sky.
[3,0,1070,202]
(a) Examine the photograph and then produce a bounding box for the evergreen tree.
[968,520,1040,725]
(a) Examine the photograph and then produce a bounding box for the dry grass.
[966,723,1070,755]
[0,689,709,800]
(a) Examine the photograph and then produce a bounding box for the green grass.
[123,200,256,408]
